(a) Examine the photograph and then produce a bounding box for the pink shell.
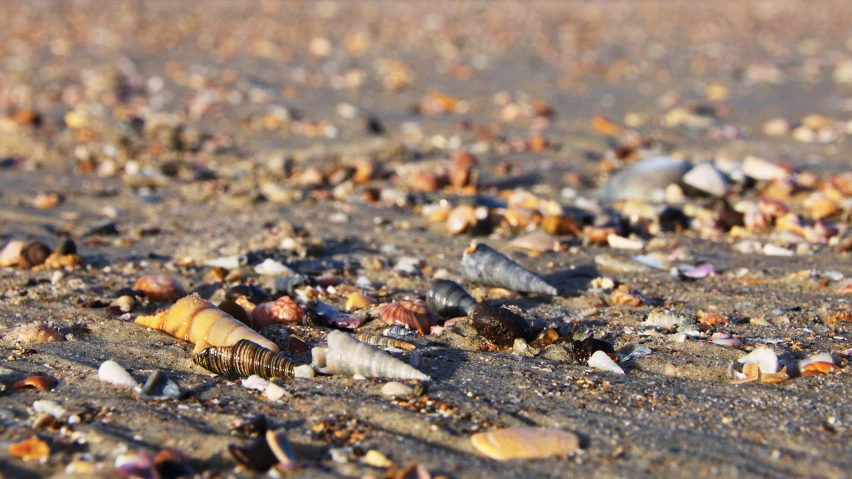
[251,296,305,328]
[134,275,187,303]
[379,300,435,335]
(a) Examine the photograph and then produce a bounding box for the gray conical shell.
[461,243,557,296]
[311,331,431,381]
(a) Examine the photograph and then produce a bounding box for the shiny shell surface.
[470,427,581,460]
[379,300,434,335]
[134,275,187,303]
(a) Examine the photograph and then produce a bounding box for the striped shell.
[311,331,430,381]
[134,275,187,303]
[379,300,434,335]
[251,296,304,328]
[461,243,557,296]
[354,331,416,351]
[470,427,581,460]
[426,279,479,319]
[193,339,295,379]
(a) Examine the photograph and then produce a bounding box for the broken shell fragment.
[134,275,187,303]
[311,331,430,381]
[738,347,780,375]
[13,323,64,344]
[98,361,140,389]
[379,300,434,335]
[461,243,557,296]
[8,436,50,462]
[12,376,55,390]
[193,340,297,379]
[426,279,479,319]
[587,350,625,374]
[251,296,305,328]
[470,427,581,460]
[801,362,840,376]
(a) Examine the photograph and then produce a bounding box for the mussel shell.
[470,304,530,347]
[571,337,616,365]
[19,242,52,268]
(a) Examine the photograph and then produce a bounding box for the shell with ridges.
[379,299,434,335]
[470,427,581,460]
[311,331,430,381]
[354,331,416,351]
[251,296,304,328]
[192,339,295,379]
[135,293,279,352]
[461,242,557,296]
[426,279,479,319]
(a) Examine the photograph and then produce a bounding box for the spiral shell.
[311,331,430,381]
[134,275,187,303]
[193,339,296,379]
[470,427,581,461]
[354,331,416,351]
[251,296,305,328]
[19,242,52,269]
[426,279,479,319]
[379,300,434,335]
[135,293,279,352]
[461,242,557,296]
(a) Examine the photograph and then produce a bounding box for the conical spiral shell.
[354,331,416,351]
[461,243,557,296]
[426,279,479,318]
[135,293,279,352]
[193,340,295,379]
[311,331,430,381]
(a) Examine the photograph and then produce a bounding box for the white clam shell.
[33,399,67,419]
[710,331,741,348]
[738,347,779,374]
[312,331,431,381]
[587,350,625,374]
[98,360,140,389]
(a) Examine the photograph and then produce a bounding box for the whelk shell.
[354,331,416,351]
[426,279,479,319]
[587,350,625,374]
[461,242,557,296]
[134,275,187,303]
[470,427,581,461]
[193,340,297,379]
[311,330,431,381]
[379,300,434,335]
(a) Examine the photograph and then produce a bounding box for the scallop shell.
[738,347,779,375]
[587,350,625,374]
[98,360,140,389]
[134,275,187,303]
[379,300,434,335]
[426,279,479,319]
[470,427,581,460]
[461,243,557,296]
[251,296,304,328]
[311,330,431,381]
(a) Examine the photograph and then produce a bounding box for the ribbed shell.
[354,331,416,351]
[193,339,295,379]
[461,243,557,296]
[379,300,434,335]
[426,279,479,318]
[312,331,430,381]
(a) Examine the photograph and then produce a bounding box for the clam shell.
[738,347,780,375]
[587,350,625,374]
[379,300,434,335]
[470,427,581,460]
[98,360,140,389]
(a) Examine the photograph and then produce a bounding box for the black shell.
[193,339,295,379]
[271,274,314,298]
[470,303,530,347]
[226,284,271,305]
[426,279,479,319]
[461,243,557,296]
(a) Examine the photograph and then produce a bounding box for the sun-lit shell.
[12,375,55,390]
[354,331,416,351]
[470,427,581,461]
[710,331,741,348]
[311,330,430,381]
[0,240,26,267]
[193,340,296,379]
[8,436,50,462]
[135,293,279,352]
[509,231,558,253]
[587,350,625,374]
[540,215,580,236]
[98,360,140,389]
[41,252,83,270]
[447,204,478,235]
[461,243,557,296]
[426,279,479,319]
[13,323,64,344]
[738,347,780,375]
[251,296,304,328]
[345,293,376,311]
[801,362,840,376]
[379,300,434,335]
[133,275,187,303]
[609,286,645,307]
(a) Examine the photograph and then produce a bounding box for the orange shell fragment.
[801,361,840,377]
[8,436,50,462]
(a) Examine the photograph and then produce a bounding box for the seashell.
[19,241,52,269]
[0,240,26,267]
[138,370,181,400]
[644,309,696,331]
[311,330,430,381]
[426,279,479,319]
[111,295,136,313]
[193,340,296,379]
[254,258,295,277]
[251,296,305,328]
[226,284,271,306]
[12,375,55,390]
[509,231,558,253]
[609,286,645,306]
[598,157,691,203]
[345,293,375,311]
[33,399,67,419]
[135,293,279,352]
[470,427,580,461]
[379,300,435,335]
[470,304,529,347]
[362,450,393,468]
[447,204,478,235]
[271,274,315,297]
[512,338,537,357]
[759,366,789,384]
[738,347,780,375]
[741,155,790,181]
[354,331,416,351]
[800,362,840,377]
[267,429,298,471]
[41,252,83,270]
[134,275,187,303]
[682,162,728,197]
[540,215,580,236]
[381,381,415,396]
[571,332,616,365]
[461,243,557,296]
[8,436,51,462]
[13,323,64,344]
[229,436,279,471]
[587,350,625,374]
[98,360,140,389]
[710,331,741,348]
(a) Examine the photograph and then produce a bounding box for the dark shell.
[229,436,279,471]
[461,243,557,296]
[226,284,271,305]
[217,299,251,327]
[55,237,77,255]
[193,340,295,379]
[427,279,479,319]
[470,303,530,347]
[571,336,616,365]
[19,242,52,268]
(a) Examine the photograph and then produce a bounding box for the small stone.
[682,162,728,197]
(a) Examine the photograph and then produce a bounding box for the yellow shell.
[470,427,580,461]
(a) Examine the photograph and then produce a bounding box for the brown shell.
[19,242,52,269]
[379,300,434,335]
[12,375,55,390]
[134,275,187,303]
[251,296,304,328]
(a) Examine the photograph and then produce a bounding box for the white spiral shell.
[311,331,431,381]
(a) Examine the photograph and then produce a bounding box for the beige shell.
[379,300,434,335]
[134,275,187,303]
[135,293,279,352]
[311,331,430,381]
[470,427,581,460]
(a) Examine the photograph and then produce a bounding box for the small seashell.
[587,350,625,374]
[229,436,279,471]
[242,375,270,392]
[664,362,679,377]
[644,309,696,330]
[311,330,430,381]
[8,436,51,462]
[251,296,305,328]
[682,162,728,197]
[362,449,393,468]
[512,338,537,357]
[266,383,288,401]
[111,295,136,313]
[509,231,558,253]
[470,427,581,461]
[254,258,295,276]
[379,300,435,335]
[381,381,415,396]
[0,240,26,267]
[266,429,298,470]
[133,275,187,303]
[609,286,645,306]
[19,242,52,269]
[800,362,840,377]
[426,279,479,319]
[540,215,580,236]
[345,293,375,311]
[461,243,557,296]
[710,331,741,348]
[447,204,477,235]
[738,347,780,375]
[607,234,645,250]
[571,333,616,365]
[12,376,54,390]
[98,361,140,389]
[138,370,181,400]
[598,157,691,203]
[741,155,789,181]
[32,400,67,419]
[759,366,790,384]
[470,304,529,347]
[13,323,64,345]
[698,312,729,326]
[355,331,416,351]
[193,340,297,379]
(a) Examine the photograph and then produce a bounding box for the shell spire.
[461,243,557,296]
[426,279,479,318]
[311,331,430,381]
[193,340,295,379]
[135,293,279,352]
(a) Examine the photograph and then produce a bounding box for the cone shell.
[426,279,479,319]
[461,243,557,296]
[134,275,187,303]
[251,296,304,328]
[470,427,581,460]
[379,300,434,335]
[135,293,279,352]
[311,330,430,381]
[587,350,625,374]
